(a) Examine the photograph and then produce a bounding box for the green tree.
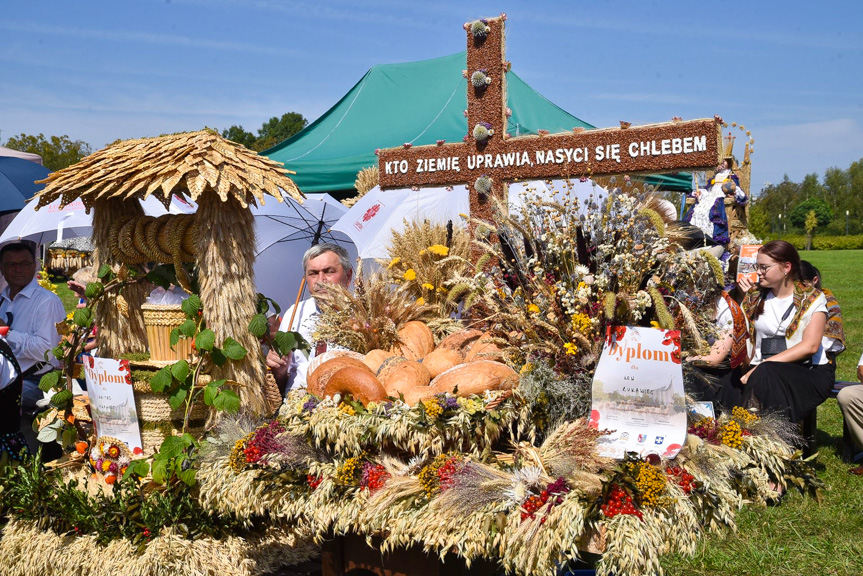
[255,112,307,151]
[748,202,770,236]
[3,133,91,171]
[790,197,832,229]
[220,125,257,149]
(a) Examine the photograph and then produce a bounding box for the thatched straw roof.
[34,130,303,211]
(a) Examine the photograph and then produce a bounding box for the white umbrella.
[0,145,43,165]
[251,193,359,313]
[0,195,193,245]
[332,185,470,260]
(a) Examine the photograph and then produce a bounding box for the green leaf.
[124,459,150,480]
[195,329,215,351]
[145,268,172,290]
[178,467,196,486]
[39,371,61,393]
[221,337,247,360]
[169,328,180,348]
[84,282,104,300]
[179,319,197,338]
[50,389,73,409]
[171,360,190,382]
[273,331,296,356]
[181,294,202,318]
[51,344,65,361]
[168,386,187,410]
[203,383,219,406]
[248,313,268,339]
[72,307,93,328]
[149,366,174,393]
[213,389,240,414]
[61,425,76,448]
[210,347,227,367]
[97,264,113,279]
[158,435,189,460]
[151,458,168,484]
[37,426,60,443]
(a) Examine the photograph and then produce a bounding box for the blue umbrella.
[0,157,51,214]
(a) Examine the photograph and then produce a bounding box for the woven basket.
[141,303,193,362]
[132,377,207,455]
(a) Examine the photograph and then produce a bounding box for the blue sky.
[1,0,861,194]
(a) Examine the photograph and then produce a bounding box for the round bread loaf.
[307,349,365,380]
[421,348,464,379]
[392,321,435,360]
[307,356,372,398]
[363,349,398,373]
[321,367,387,406]
[430,360,518,397]
[376,355,409,383]
[437,329,483,352]
[463,331,504,363]
[381,360,431,398]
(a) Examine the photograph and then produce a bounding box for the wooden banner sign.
[377,14,722,227]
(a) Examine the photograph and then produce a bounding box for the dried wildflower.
[422,398,443,419]
[403,268,417,281]
[626,460,668,508]
[336,455,365,485]
[427,244,449,256]
[387,257,402,269]
[719,419,743,449]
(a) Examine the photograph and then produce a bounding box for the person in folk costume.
[798,260,846,364]
[683,159,748,246]
[736,241,833,422]
[0,334,30,465]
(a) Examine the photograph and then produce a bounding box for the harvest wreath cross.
[377,14,723,250]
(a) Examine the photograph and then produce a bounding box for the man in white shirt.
[265,244,352,393]
[0,243,66,415]
[839,352,863,475]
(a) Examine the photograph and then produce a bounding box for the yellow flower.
[421,283,435,290]
[571,312,592,333]
[416,297,425,306]
[387,257,401,269]
[650,321,661,329]
[520,362,534,374]
[419,249,428,256]
[422,399,443,419]
[564,342,578,355]
[436,286,448,293]
[527,303,540,314]
[427,244,449,256]
[403,269,417,281]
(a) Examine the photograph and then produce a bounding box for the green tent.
[264,52,690,194]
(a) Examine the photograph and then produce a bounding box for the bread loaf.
[392,321,435,360]
[430,360,518,397]
[363,349,398,373]
[437,329,483,352]
[307,356,372,398]
[463,332,504,363]
[381,360,431,398]
[421,348,464,378]
[321,367,387,406]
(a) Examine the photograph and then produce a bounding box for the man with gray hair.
[266,243,353,393]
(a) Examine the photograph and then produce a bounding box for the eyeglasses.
[755,263,778,274]
[1,261,35,270]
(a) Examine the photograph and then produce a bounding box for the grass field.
[663,249,863,576]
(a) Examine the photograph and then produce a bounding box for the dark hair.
[799,260,822,290]
[752,240,801,319]
[0,242,36,263]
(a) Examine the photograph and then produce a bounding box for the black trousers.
[739,362,834,422]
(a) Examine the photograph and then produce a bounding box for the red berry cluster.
[307,474,323,490]
[520,477,571,524]
[360,463,390,491]
[665,466,696,495]
[244,444,263,463]
[437,457,463,492]
[601,484,643,520]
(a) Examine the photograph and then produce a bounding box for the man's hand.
[266,348,290,382]
[67,280,87,300]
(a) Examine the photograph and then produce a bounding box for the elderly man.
[839,352,863,475]
[0,243,66,415]
[266,243,352,393]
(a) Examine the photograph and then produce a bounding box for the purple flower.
[303,397,319,413]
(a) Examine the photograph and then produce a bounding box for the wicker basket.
[141,303,193,362]
[132,377,207,455]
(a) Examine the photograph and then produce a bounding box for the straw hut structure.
[35,130,303,415]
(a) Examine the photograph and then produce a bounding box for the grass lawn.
[663,249,863,576]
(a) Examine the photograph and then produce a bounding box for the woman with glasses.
[736,240,831,422]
